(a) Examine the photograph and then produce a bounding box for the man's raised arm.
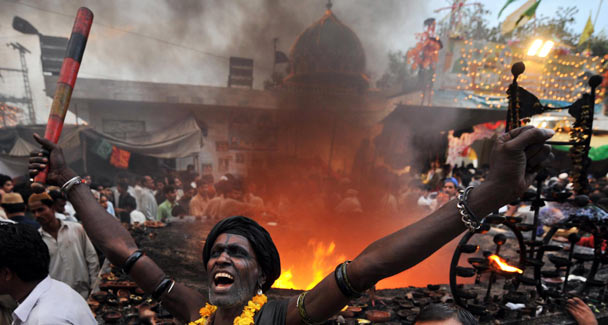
[285,126,554,324]
[28,134,204,322]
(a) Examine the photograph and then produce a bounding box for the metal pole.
[594,0,604,27]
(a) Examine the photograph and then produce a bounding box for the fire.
[488,254,523,274]
[273,240,345,290]
[273,269,297,289]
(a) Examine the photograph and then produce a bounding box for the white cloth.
[54,212,77,223]
[130,210,147,224]
[134,185,144,210]
[38,221,99,299]
[138,188,158,221]
[106,201,116,217]
[63,201,77,220]
[11,276,96,325]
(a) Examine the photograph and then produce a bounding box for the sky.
[0,0,606,94]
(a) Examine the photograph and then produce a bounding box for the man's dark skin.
[28,126,554,324]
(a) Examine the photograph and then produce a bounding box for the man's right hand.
[29,133,76,186]
[485,126,554,205]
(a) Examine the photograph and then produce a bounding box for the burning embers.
[488,254,523,275]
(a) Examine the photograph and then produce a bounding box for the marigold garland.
[189,294,267,325]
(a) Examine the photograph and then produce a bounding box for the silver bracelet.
[457,186,481,232]
[61,176,83,193]
[166,280,176,295]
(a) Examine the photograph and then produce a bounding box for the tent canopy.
[0,116,204,177]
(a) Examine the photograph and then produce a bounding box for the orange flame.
[273,269,296,289]
[273,240,345,290]
[488,254,523,274]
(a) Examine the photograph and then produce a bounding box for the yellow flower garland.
[189,294,267,325]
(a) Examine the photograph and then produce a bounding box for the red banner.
[110,146,130,169]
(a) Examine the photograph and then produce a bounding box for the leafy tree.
[376,50,412,89]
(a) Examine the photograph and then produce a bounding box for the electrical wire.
[3,0,274,71]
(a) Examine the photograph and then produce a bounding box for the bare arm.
[286,126,554,324]
[29,134,204,322]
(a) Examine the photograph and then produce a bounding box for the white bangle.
[61,176,83,193]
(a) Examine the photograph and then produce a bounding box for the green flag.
[498,0,518,18]
[501,0,541,34]
[515,0,541,26]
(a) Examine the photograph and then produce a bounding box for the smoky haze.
[1,0,431,88]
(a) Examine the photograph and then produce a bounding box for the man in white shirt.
[0,221,96,324]
[28,193,99,299]
[48,189,78,223]
[138,175,158,220]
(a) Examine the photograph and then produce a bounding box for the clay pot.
[365,310,391,322]
[130,294,143,303]
[106,297,119,306]
[92,291,108,302]
[102,311,122,323]
[117,289,130,298]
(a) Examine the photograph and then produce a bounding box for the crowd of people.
[0,126,601,325]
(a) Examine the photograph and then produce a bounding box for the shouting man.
[28,126,553,324]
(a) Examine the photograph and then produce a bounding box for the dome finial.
[326,0,333,10]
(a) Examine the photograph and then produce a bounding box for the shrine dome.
[284,5,369,90]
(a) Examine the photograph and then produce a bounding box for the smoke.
[2,0,431,88]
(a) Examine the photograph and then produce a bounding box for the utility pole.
[7,42,35,124]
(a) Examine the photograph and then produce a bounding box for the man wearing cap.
[28,192,99,299]
[0,193,39,230]
[28,126,554,324]
[435,178,459,209]
[0,221,96,324]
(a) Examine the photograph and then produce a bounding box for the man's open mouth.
[214,272,235,289]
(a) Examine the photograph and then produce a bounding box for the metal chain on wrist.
[457,186,481,232]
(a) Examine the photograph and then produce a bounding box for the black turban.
[202,216,280,292]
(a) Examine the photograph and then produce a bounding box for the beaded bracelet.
[296,291,324,325]
[334,260,363,298]
[457,186,481,232]
[123,250,145,274]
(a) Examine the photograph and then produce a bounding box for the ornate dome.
[284,7,369,90]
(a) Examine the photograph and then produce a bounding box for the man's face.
[54,198,66,214]
[228,189,243,201]
[100,196,108,209]
[30,202,56,227]
[2,181,13,193]
[156,182,165,191]
[144,176,155,189]
[174,178,182,188]
[197,185,207,196]
[206,233,261,308]
[442,182,457,196]
[207,185,216,197]
[166,190,177,202]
